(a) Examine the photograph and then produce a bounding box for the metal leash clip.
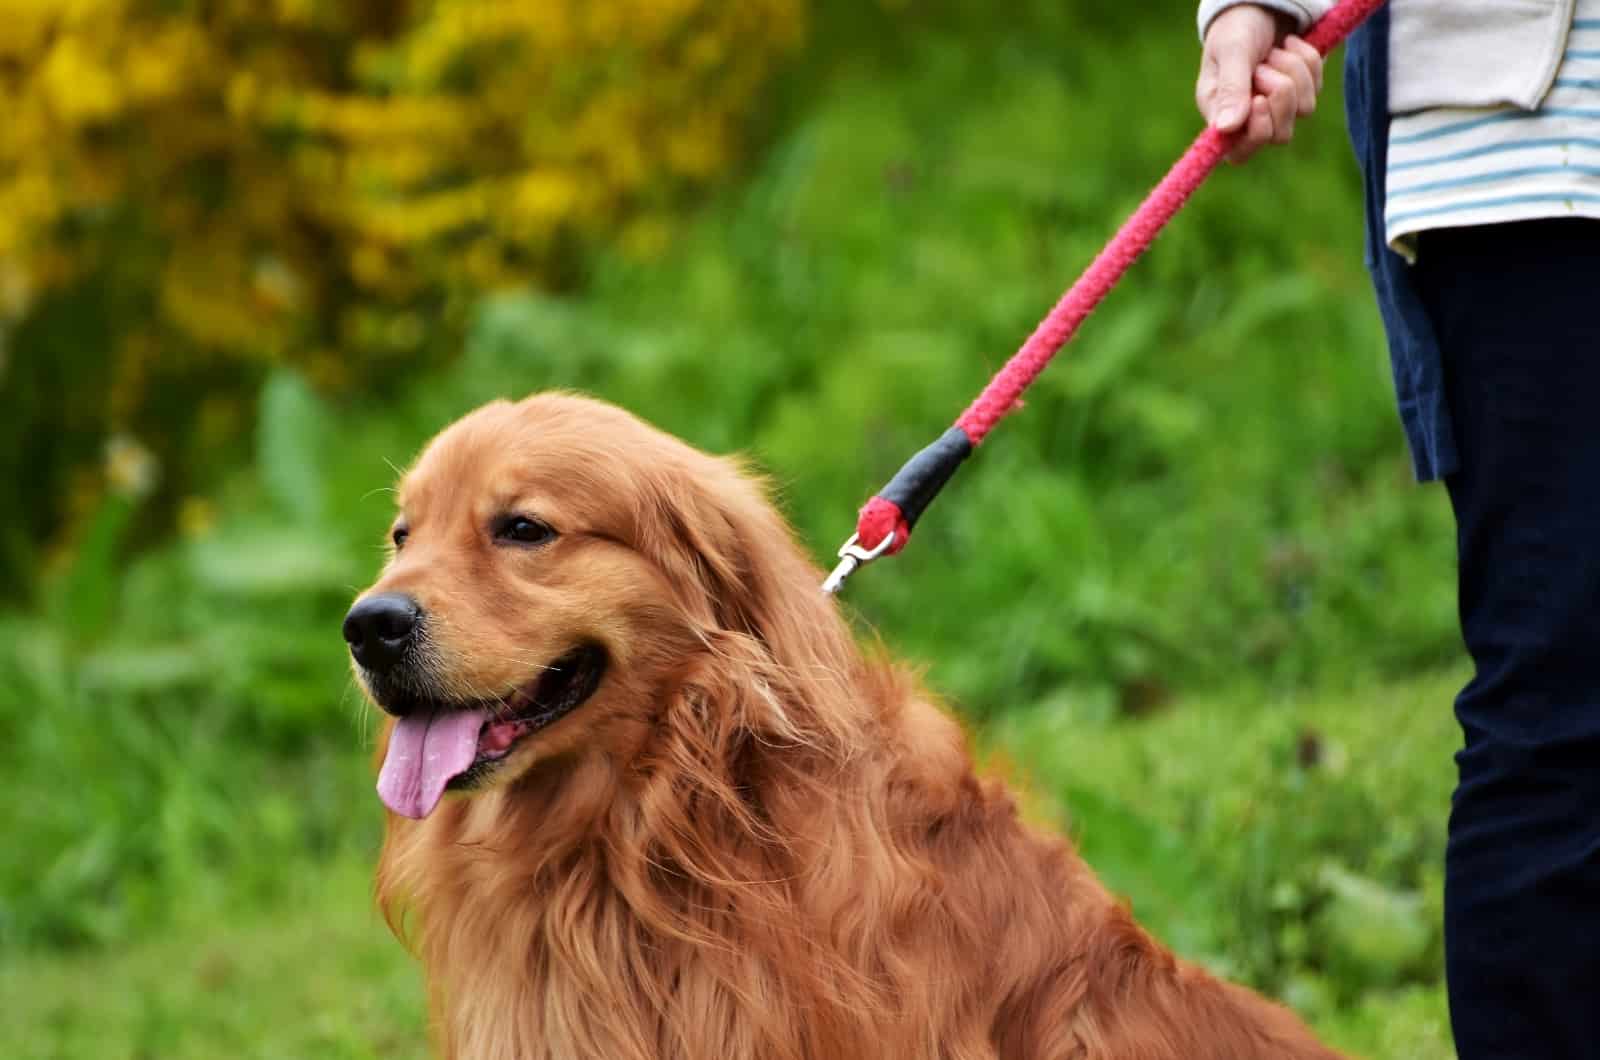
[820,530,896,595]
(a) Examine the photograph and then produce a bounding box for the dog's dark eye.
[391,525,409,549]
[494,515,556,547]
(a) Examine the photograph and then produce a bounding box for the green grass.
[1,860,428,1060]
[994,668,1464,1057]
[4,672,1459,1058]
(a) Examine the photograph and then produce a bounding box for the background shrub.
[0,0,803,597]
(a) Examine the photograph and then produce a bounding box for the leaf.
[48,492,136,644]
[187,527,354,596]
[1316,862,1433,985]
[78,645,214,695]
[256,372,330,527]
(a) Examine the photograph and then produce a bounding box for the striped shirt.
[1385,7,1600,260]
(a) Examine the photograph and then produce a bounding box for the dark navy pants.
[1414,220,1600,1060]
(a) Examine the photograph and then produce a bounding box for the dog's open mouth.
[376,645,607,820]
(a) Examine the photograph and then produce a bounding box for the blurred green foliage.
[0,0,803,600]
[2,1,1460,1055]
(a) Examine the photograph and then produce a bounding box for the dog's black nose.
[342,593,420,673]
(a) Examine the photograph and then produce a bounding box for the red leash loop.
[823,0,1388,595]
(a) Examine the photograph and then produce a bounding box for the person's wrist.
[1198,0,1302,42]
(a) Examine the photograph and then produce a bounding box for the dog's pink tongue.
[377,708,487,819]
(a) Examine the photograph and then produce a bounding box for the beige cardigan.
[1197,0,1577,113]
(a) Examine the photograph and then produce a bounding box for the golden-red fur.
[359,393,1348,1060]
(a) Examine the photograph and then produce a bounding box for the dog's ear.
[637,455,852,663]
[633,450,883,765]
[639,456,791,634]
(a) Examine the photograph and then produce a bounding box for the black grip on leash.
[877,426,973,530]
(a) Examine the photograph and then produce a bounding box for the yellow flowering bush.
[0,0,803,587]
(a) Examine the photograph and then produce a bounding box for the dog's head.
[345,393,850,820]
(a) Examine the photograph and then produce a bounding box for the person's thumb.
[1210,41,1254,130]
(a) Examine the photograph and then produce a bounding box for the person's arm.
[1197,0,1335,39]
[1195,3,1326,163]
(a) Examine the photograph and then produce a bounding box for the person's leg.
[1416,219,1600,1060]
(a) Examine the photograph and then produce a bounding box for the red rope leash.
[825,0,1387,594]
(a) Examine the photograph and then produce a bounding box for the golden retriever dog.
[343,393,1347,1060]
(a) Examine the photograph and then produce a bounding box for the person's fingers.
[1284,35,1324,94]
[1255,64,1297,144]
[1267,47,1317,117]
[1202,10,1320,161]
[1229,96,1274,164]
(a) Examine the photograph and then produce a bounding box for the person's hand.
[1196,5,1324,164]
